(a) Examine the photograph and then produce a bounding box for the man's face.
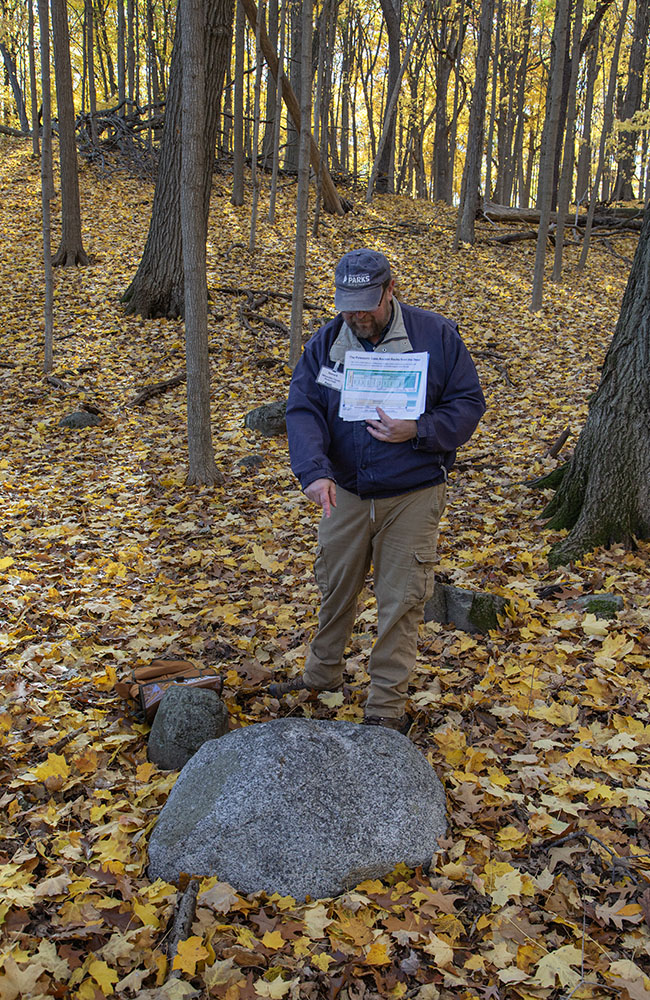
[342,280,394,342]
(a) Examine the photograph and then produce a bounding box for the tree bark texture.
[39,0,54,372]
[231,0,244,205]
[289,0,312,368]
[529,0,569,309]
[375,0,401,194]
[122,0,235,319]
[50,0,89,266]
[613,0,649,201]
[544,207,650,566]
[28,1,40,156]
[180,0,221,485]
[453,0,494,246]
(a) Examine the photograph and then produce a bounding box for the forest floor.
[0,137,649,1000]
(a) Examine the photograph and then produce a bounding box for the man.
[271,249,485,733]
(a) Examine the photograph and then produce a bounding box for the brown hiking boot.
[268,675,343,697]
[362,714,413,735]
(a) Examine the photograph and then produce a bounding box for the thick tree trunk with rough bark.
[122,0,234,319]
[543,207,650,567]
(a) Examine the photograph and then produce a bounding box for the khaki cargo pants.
[303,482,447,718]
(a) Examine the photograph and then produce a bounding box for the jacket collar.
[329,300,412,362]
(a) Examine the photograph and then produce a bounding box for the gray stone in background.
[569,593,624,619]
[148,718,447,900]
[244,400,287,436]
[148,685,229,771]
[59,411,102,428]
[425,582,507,633]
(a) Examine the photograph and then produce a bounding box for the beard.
[346,314,384,340]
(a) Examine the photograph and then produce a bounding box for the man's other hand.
[366,407,417,443]
[304,478,337,517]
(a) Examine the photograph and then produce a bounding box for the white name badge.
[316,366,344,391]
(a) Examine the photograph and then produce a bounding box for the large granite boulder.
[148,685,229,771]
[148,718,447,900]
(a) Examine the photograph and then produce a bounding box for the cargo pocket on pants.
[314,545,329,595]
[403,551,436,605]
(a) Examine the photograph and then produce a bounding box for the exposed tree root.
[52,244,89,267]
[121,277,185,319]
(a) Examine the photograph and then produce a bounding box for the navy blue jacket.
[286,301,486,499]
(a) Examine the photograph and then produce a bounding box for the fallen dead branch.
[473,349,514,387]
[547,426,571,458]
[129,372,186,406]
[165,878,199,979]
[216,285,319,310]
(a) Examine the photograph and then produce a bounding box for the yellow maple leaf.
[32,753,70,782]
[496,825,528,850]
[254,976,292,998]
[533,946,582,988]
[88,959,119,994]
[422,933,454,968]
[252,543,275,571]
[172,936,209,975]
[312,953,334,971]
[365,942,392,966]
[261,930,285,950]
[582,613,609,637]
[136,761,157,782]
[132,899,161,928]
[0,556,14,571]
[318,690,344,708]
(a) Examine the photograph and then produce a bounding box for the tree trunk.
[575,38,598,204]
[289,0,312,368]
[239,0,344,214]
[180,0,221,486]
[50,0,89,267]
[613,0,649,201]
[38,0,54,373]
[283,0,301,172]
[432,50,453,202]
[249,0,264,250]
[0,41,30,132]
[484,0,502,203]
[543,205,650,566]
[529,0,569,309]
[28,1,40,157]
[117,0,126,111]
[267,0,285,222]
[508,0,533,208]
[231,0,245,205]
[127,0,136,104]
[375,0,401,194]
[453,0,494,246]
[552,0,584,281]
[85,0,98,146]
[578,0,630,269]
[366,4,427,203]
[261,0,278,162]
[122,0,235,319]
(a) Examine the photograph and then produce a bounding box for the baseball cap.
[334,249,391,311]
